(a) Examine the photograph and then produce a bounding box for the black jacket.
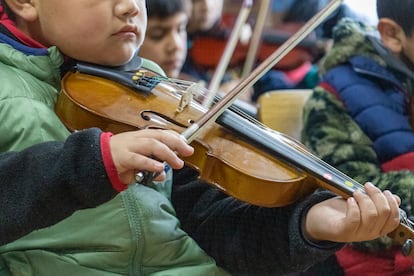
[0,128,117,245]
[172,168,342,275]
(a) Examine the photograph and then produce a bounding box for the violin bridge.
[177,83,198,112]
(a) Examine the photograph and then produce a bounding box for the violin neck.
[217,110,365,198]
[218,111,414,248]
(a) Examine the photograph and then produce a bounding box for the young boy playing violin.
[302,0,414,274]
[0,0,404,275]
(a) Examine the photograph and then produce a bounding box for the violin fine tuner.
[135,170,162,186]
[135,171,145,183]
[402,239,413,257]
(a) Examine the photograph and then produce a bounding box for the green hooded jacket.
[0,40,227,275]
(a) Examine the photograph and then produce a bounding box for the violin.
[56,60,317,207]
[56,59,414,258]
[55,0,414,257]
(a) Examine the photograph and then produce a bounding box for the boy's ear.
[4,0,37,21]
[377,18,405,54]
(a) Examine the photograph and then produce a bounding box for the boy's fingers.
[353,183,400,239]
[129,130,193,157]
[132,139,185,169]
[380,190,401,235]
[128,153,166,173]
[363,183,390,230]
[155,130,194,156]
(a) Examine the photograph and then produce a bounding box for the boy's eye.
[147,29,165,41]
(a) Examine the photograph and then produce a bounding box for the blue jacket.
[321,54,414,167]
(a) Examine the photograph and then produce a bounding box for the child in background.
[181,0,229,84]
[302,0,414,274]
[139,0,188,79]
[0,0,403,274]
[253,0,363,101]
[186,0,222,35]
[139,0,254,108]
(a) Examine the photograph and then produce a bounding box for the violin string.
[166,77,369,194]
[166,77,350,183]
[244,115,414,227]
[220,98,370,196]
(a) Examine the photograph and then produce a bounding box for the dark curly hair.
[146,0,184,18]
[0,0,15,21]
[377,0,414,36]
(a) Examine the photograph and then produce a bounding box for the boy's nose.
[115,0,140,18]
[167,33,183,52]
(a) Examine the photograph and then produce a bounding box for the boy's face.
[139,12,188,78]
[401,31,414,70]
[18,0,147,66]
[187,0,222,33]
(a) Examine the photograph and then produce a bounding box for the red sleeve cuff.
[100,132,127,192]
[381,152,414,172]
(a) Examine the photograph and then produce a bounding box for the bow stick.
[182,0,343,142]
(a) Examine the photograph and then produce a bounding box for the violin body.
[56,64,317,207]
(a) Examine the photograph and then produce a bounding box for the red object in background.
[189,16,325,71]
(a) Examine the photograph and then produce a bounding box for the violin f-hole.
[141,110,195,129]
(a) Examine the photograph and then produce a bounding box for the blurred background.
[344,0,377,25]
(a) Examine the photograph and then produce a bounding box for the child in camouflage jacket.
[303,0,414,274]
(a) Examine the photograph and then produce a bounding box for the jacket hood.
[320,18,384,73]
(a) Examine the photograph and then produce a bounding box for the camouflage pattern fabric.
[302,18,414,252]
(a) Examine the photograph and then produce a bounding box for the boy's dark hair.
[0,0,15,21]
[377,0,414,36]
[146,0,184,18]
[284,0,359,39]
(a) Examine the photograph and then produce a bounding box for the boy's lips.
[115,25,139,36]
